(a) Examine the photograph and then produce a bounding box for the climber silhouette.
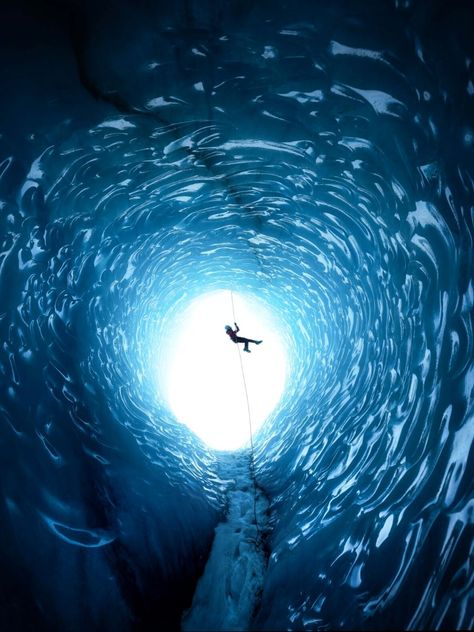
[225,323,262,353]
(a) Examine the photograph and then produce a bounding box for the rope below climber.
[228,291,264,541]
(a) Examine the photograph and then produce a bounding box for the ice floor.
[182,451,269,631]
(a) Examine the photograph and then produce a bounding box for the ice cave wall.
[0,1,473,630]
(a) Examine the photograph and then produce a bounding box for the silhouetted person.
[225,323,262,353]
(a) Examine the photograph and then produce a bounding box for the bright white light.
[157,291,288,451]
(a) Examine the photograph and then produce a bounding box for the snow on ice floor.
[182,450,269,632]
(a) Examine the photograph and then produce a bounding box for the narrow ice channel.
[182,451,269,631]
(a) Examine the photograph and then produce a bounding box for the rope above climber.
[225,322,263,353]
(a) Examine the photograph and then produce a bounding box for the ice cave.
[0,1,473,630]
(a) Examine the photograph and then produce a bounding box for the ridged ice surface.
[0,1,473,630]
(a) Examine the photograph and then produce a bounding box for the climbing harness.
[230,290,262,542]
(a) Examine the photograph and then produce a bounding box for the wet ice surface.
[0,0,473,630]
[183,451,269,631]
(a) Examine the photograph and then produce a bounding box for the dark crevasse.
[0,0,473,630]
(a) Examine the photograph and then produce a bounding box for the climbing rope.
[230,290,262,541]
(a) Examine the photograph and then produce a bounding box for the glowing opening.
[157,290,288,451]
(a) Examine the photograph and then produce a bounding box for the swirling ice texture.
[0,0,473,630]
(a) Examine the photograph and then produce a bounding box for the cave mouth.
[156,289,289,451]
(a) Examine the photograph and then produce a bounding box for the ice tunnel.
[0,0,473,630]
